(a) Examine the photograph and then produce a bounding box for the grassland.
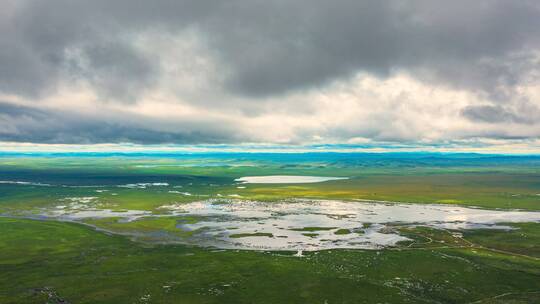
[1,217,539,304]
[1,153,539,211]
[0,152,539,303]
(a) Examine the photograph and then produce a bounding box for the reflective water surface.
[165,199,540,250]
[235,175,348,184]
[43,198,540,251]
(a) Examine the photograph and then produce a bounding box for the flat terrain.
[0,152,539,303]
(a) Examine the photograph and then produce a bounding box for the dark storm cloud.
[1,0,540,145]
[69,41,159,101]
[462,105,526,124]
[1,0,540,99]
[461,104,540,125]
[0,102,241,144]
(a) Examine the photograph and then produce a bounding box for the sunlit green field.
[0,152,539,303]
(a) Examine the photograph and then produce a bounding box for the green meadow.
[0,152,539,303]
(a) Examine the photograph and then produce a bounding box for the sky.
[1,0,540,152]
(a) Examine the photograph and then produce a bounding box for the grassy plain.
[0,152,539,303]
[1,217,539,304]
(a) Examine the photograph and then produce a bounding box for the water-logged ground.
[37,198,540,251]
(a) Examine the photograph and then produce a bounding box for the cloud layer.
[1,0,540,148]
